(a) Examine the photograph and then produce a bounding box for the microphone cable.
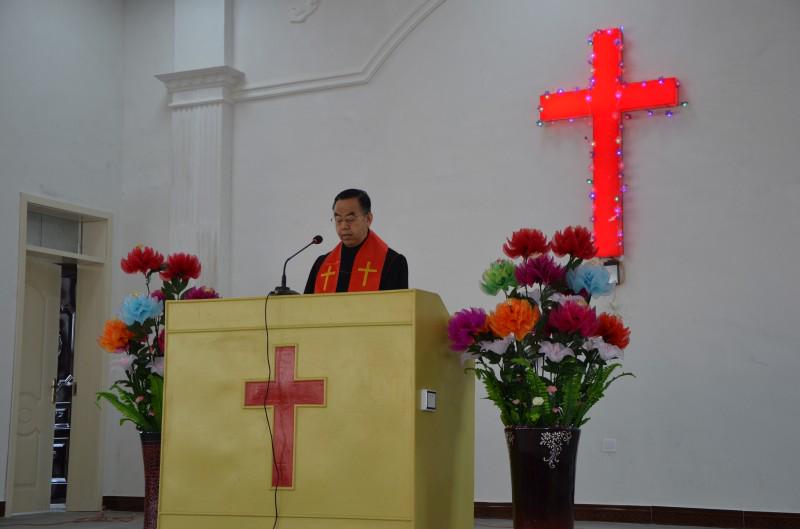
[262,292,281,529]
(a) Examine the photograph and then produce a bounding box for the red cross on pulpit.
[539,27,680,257]
[244,345,326,488]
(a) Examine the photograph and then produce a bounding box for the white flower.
[524,288,542,305]
[147,356,165,376]
[585,336,623,361]
[550,293,587,306]
[478,333,515,355]
[110,353,136,373]
[532,396,545,406]
[597,342,623,361]
[539,341,575,363]
[459,351,479,367]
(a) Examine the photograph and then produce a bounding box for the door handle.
[52,375,76,403]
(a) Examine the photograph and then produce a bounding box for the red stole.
[314,231,389,293]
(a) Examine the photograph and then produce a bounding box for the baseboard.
[103,496,143,512]
[102,498,800,528]
[474,503,800,528]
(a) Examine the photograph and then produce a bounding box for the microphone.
[270,235,323,295]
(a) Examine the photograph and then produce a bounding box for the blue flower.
[567,265,613,297]
[120,294,163,325]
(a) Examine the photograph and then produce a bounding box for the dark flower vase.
[505,426,581,529]
[139,431,161,529]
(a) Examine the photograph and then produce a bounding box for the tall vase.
[505,426,581,529]
[139,431,161,529]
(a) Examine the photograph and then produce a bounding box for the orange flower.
[487,298,539,340]
[596,313,630,349]
[98,319,134,352]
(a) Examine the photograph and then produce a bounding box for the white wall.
[100,0,175,497]
[229,0,800,512]
[3,0,799,513]
[0,0,125,501]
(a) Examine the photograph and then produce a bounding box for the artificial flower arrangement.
[448,226,632,427]
[96,246,220,432]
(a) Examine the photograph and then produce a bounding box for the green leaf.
[148,374,164,426]
[96,391,148,428]
[560,374,581,425]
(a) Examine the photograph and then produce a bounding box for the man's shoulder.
[386,247,407,266]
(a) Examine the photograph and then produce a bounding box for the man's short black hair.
[333,188,371,214]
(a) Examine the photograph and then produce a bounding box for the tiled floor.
[0,511,720,529]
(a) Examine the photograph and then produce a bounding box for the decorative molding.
[156,66,244,93]
[289,0,321,23]
[156,66,245,108]
[474,502,800,528]
[235,0,446,102]
[103,496,143,512]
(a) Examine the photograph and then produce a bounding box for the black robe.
[303,238,408,294]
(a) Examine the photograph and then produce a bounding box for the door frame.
[5,194,112,515]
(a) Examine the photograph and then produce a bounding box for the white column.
[156,0,240,295]
[156,67,243,296]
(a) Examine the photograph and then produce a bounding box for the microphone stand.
[270,237,322,295]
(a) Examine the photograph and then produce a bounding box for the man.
[304,189,408,294]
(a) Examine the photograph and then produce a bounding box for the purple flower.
[150,290,166,302]
[182,286,220,300]
[448,308,488,351]
[515,255,566,287]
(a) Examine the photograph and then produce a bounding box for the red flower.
[160,253,201,281]
[596,313,630,349]
[551,226,597,260]
[503,228,549,259]
[548,301,599,337]
[120,246,164,275]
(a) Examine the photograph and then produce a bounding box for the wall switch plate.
[420,389,437,411]
[602,438,617,453]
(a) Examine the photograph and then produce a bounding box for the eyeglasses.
[330,214,363,226]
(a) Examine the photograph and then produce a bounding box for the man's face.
[333,197,373,248]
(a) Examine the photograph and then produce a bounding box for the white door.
[12,258,61,513]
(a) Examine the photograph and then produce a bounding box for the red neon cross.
[244,345,325,488]
[539,27,679,257]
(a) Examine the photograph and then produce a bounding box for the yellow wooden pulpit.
[159,289,474,529]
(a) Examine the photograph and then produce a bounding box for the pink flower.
[150,290,165,302]
[515,255,566,287]
[547,385,558,395]
[156,329,165,355]
[548,301,599,337]
[135,395,145,403]
[448,308,488,351]
[182,286,220,300]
